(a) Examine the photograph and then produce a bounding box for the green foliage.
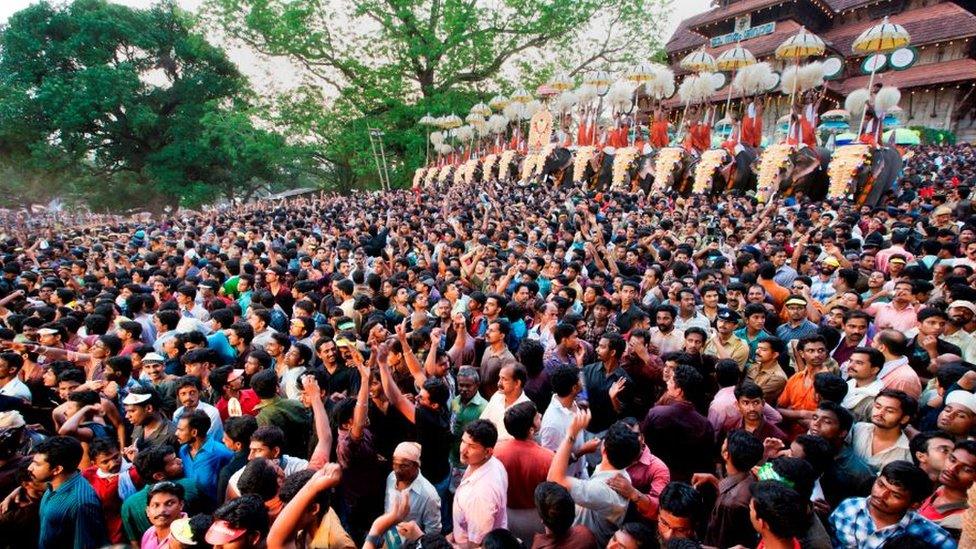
[0,0,309,210]
[908,125,956,146]
[206,0,669,189]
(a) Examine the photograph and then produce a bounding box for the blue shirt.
[179,438,234,503]
[207,330,237,366]
[38,472,107,549]
[776,320,820,343]
[829,496,955,549]
[733,327,772,364]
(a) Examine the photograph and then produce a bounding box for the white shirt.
[453,457,508,547]
[279,366,307,401]
[0,377,31,403]
[539,395,589,479]
[850,422,911,471]
[479,391,531,442]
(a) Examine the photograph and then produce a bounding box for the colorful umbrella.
[775,27,826,60]
[852,16,911,136]
[680,48,717,73]
[882,128,920,145]
[852,16,911,54]
[548,73,575,92]
[510,88,533,104]
[488,95,510,111]
[716,44,756,71]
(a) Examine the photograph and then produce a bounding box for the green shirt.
[255,396,311,458]
[121,478,201,542]
[449,393,487,466]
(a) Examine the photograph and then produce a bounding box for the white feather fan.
[875,86,902,113]
[430,131,444,146]
[487,114,509,134]
[845,88,871,117]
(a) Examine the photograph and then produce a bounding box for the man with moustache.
[141,482,187,549]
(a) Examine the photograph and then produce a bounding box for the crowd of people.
[0,142,974,549]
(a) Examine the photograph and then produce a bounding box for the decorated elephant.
[755,144,833,202]
[827,145,902,207]
[652,147,695,196]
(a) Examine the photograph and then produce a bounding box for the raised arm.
[302,375,332,469]
[396,320,426,387]
[378,343,416,423]
[349,348,370,441]
[547,408,590,490]
[266,464,342,549]
[58,404,97,442]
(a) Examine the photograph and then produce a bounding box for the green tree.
[0,0,303,210]
[206,0,668,188]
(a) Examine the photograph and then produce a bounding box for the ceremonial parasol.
[716,43,756,130]
[680,48,717,73]
[852,16,911,136]
[470,102,492,117]
[776,27,826,143]
[488,95,510,111]
[549,73,575,92]
[439,113,462,129]
[882,127,920,145]
[511,88,533,104]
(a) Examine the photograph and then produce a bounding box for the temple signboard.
[710,21,776,47]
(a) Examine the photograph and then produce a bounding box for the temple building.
[664,0,976,142]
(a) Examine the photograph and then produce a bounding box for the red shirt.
[215,388,261,421]
[493,439,554,509]
[82,466,141,544]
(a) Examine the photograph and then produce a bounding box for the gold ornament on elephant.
[757,144,795,201]
[693,149,728,194]
[828,144,871,199]
[653,148,685,192]
[528,108,554,153]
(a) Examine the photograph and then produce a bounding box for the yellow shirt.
[704,334,749,369]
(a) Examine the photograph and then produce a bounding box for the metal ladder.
[367,128,391,191]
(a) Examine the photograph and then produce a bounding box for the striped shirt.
[38,472,107,549]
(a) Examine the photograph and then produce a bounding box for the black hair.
[503,401,538,441]
[250,425,285,453]
[179,409,211,439]
[481,529,521,549]
[817,400,854,434]
[464,419,498,449]
[733,381,764,401]
[249,368,278,399]
[876,388,918,419]
[672,364,704,402]
[149,480,186,502]
[879,461,934,504]
[910,431,954,466]
[224,415,259,447]
[792,434,833,477]
[813,373,848,404]
[238,458,281,501]
[533,481,576,536]
[279,469,331,513]
[550,365,580,397]
[604,421,641,470]
[725,429,764,471]
[715,359,741,388]
[213,494,270,538]
[749,481,809,539]
[133,444,177,479]
[659,482,703,525]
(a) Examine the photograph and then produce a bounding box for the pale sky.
[0,0,712,92]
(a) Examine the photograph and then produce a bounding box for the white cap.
[122,392,153,405]
[946,390,976,414]
[949,301,976,315]
[142,352,165,363]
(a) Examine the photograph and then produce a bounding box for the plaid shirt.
[829,497,955,549]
